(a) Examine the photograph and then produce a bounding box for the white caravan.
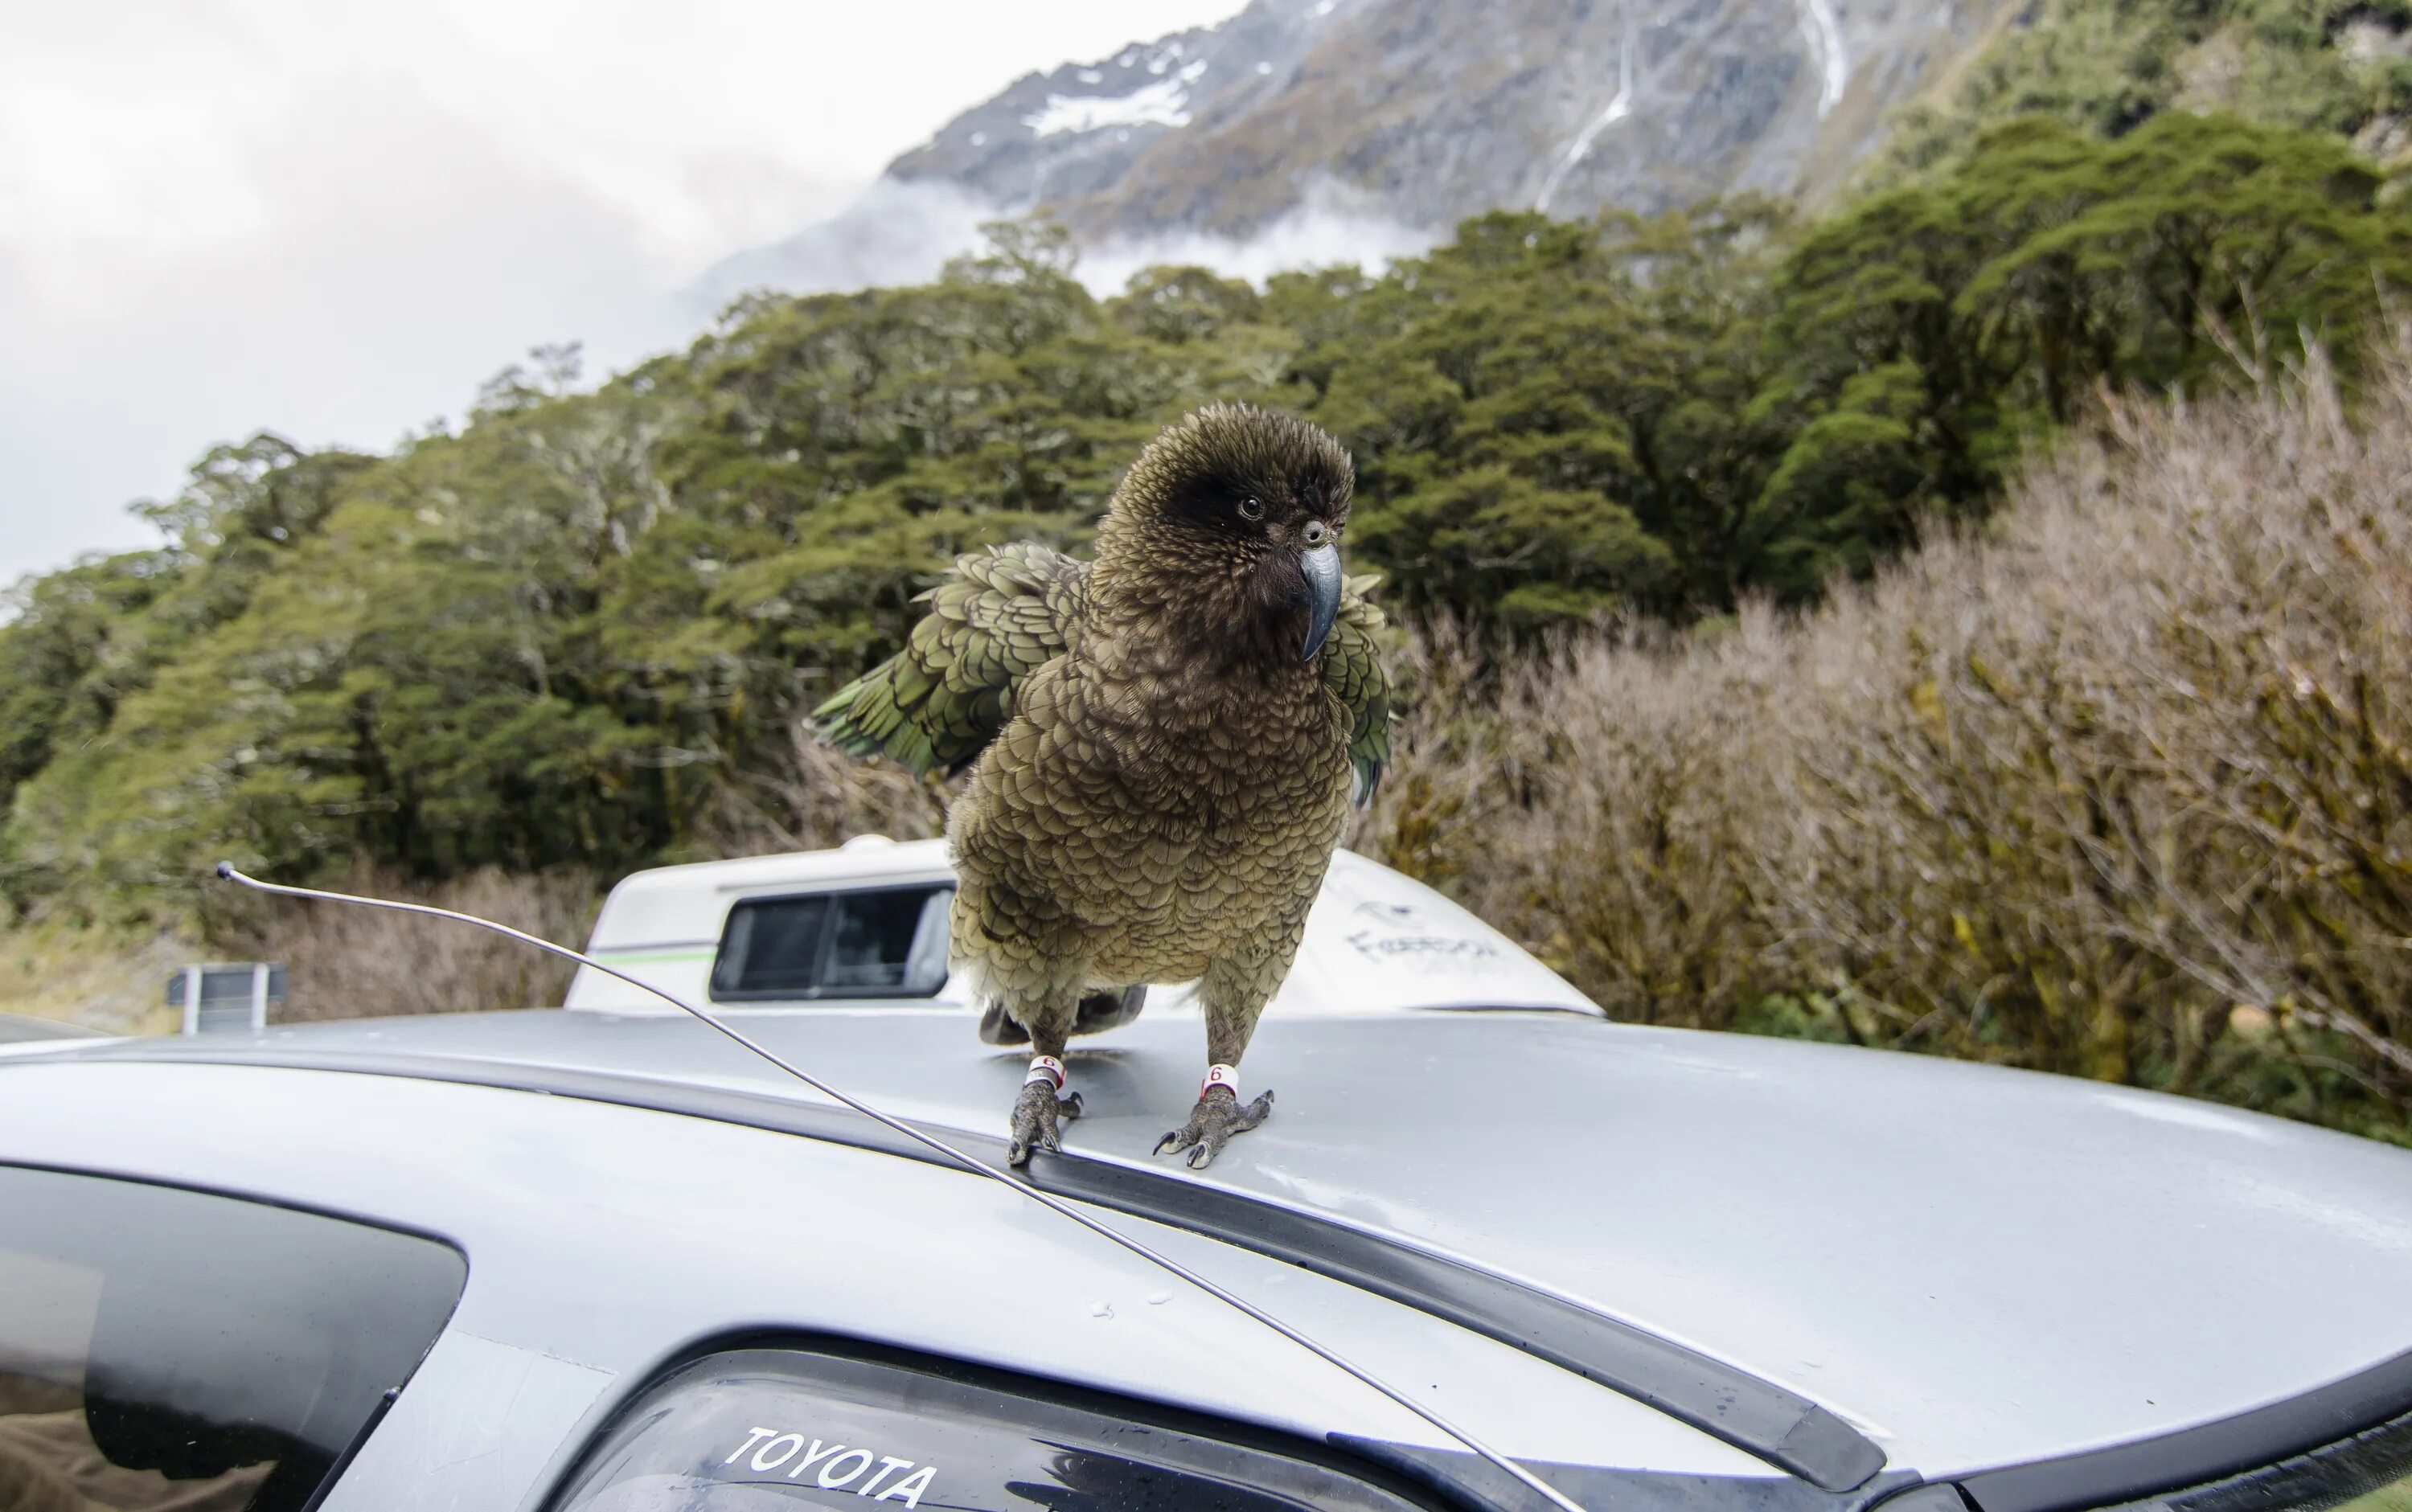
[564,835,1600,1020]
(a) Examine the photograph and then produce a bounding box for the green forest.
[6,111,2402,912]
[7,97,2412,1136]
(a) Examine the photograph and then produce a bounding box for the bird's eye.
[1238,495,1265,522]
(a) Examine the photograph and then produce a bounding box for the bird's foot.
[1007,1080,1083,1166]
[1153,1088,1274,1170]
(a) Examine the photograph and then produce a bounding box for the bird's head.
[1094,403,1355,664]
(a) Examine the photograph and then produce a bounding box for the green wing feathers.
[817,546,1388,799]
[812,543,1089,776]
[1324,572,1393,808]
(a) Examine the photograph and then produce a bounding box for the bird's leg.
[1005,986,1085,1167]
[1155,933,1294,1169]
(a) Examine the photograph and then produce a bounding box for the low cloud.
[1076,182,1441,293]
[690,174,1440,314]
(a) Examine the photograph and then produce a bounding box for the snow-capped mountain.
[695,0,2012,302]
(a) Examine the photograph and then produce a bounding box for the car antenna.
[213,863,1586,1512]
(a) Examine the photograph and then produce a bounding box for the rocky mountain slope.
[696,0,2012,301]
[892,0,2013,232]
[697,0,2409,302]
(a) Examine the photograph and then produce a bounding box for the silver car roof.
[2,1054,1766,1512]
[23,1006,2412,1488]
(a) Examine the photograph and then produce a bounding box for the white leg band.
[1026,1055,1064,1091]
[1203,1063,1239,1099]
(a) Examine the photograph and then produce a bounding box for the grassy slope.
[0,917,191,1035]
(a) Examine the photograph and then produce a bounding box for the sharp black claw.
[1155,1084,1274,1169]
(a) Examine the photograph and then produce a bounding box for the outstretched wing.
[1323,572,1393,808]
[813,542,1089,776]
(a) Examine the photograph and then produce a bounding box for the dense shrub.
[1357,331,2412,1142]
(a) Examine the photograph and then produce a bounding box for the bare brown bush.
[1360,333,2412,1142]
[212,863,605,1021]
[695,723,950,858]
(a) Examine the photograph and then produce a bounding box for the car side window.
[711,887,953,1002]
[0,1164,466,1512]
[548,1346,1433,1512]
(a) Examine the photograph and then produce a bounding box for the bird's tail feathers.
[974,985,1148,1046]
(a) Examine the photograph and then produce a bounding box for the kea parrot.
[813,403,1391,1169]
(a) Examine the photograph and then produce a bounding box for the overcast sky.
[0,0,1246,589]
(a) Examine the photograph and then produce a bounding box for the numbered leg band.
[1202,1063,1240,1099]
[1026,1055,1065,1091]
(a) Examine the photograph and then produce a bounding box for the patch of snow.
[1178,59,1209,82]
[1534,16,1637,213]
[1023,75,1193,137]
[1149,53,1171,74]
[1307,0,1337,16]
[1117,47,1141,66]
[1256,59,1274,74]
[1795,0,1849,116]
[1077,68,1104,84]
[969,130,987,146]
[1164,40,1187,57]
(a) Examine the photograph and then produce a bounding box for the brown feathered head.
[1093,403,1356,664]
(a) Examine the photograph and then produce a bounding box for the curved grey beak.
[1300,543,1341,662]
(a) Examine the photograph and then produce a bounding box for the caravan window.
[711,886,953,1002]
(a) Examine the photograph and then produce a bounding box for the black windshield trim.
[0,1153,471,1259]
[1955,1349,2412,1512]
[28,1042,1885,1493]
